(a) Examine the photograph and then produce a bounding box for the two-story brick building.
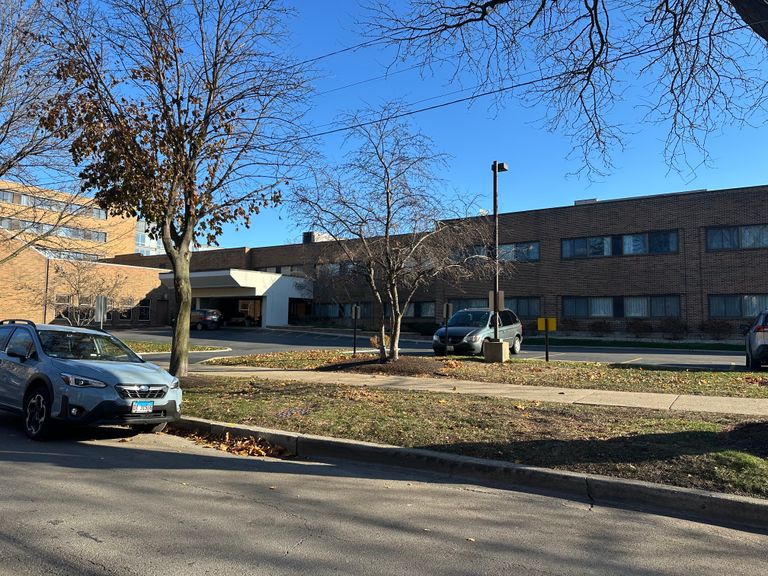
[104,184,768,338]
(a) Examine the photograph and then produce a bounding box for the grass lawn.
[179,375,768,499]
[124,340,224,354]
[204,350,768,398]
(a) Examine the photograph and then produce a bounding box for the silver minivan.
[745,310,768,370]
[433,308,523,356]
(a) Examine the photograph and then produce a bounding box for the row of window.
[36,248,100,261]
[54,296,152,322]
[0,217,107,243]
[706,225,768,251]
[458,242,541,263]
[562,296,681,318]
[562,294,768,319]
[0,189,107,219]
[310,293,768,321]
[561,230,678,259]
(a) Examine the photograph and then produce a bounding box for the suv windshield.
[448,311,491,328]
[38,330,142,363]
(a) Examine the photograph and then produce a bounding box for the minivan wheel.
[130,422,167,434]
[511,336,521,355]
[24,388,53,440]
[195,322,203,331]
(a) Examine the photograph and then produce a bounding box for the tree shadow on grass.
[417,422,768,468]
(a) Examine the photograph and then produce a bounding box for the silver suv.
[0,320,181,440]
[745,310,768,370]
[433,308,523,355]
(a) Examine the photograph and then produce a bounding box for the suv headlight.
[465,334,482,343]
[61,373,107,388]
[169,377,180,389]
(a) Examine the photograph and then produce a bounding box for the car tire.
[130,422,167,434]
[195,322,204,331]
[748,351,762,370]
[24,387,53,441]
[511,336,521,355]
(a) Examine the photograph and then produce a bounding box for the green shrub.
[698,319,733,340]
[660,318,688,339]
[625,318,654,338]
[588,320,613,337]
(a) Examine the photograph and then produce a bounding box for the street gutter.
[170,416,768,534]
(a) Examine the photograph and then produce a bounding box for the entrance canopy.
[159,268,311,326]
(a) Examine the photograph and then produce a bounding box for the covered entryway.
[159,269,311,327]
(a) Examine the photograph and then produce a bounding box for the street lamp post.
[491,160,508,341]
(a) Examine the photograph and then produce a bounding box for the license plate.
[131,401,154,414]
[446,345,454,352]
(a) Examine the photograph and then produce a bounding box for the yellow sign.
[537,317,557,331]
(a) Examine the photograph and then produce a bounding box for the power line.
[288,18,768,143]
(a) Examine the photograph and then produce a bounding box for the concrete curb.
[171,416,768,533]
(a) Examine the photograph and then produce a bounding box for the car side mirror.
[7,344,34,361]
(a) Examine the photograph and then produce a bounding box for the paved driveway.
[0,416,765,575]
[112,327,746,371]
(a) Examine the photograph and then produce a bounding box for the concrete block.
[483,340,509,363]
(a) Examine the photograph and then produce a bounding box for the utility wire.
[289,18,768,143]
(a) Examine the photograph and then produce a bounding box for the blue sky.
[218,1,768,249]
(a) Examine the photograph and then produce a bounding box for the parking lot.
[111,327,747,371]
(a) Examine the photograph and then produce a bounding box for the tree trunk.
[377,313,387,362]
[389,313,401,361]
[169,251,192,377]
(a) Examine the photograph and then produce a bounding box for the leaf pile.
[169,429,283,458]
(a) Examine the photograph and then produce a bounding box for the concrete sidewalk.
[188,365,768,417]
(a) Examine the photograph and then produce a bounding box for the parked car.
[745,309,768,370]
[432,308,523,356]
[0,319,181,440]
[190,308,222,330]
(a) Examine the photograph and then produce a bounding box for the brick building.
[0,181,170,326]
[106,184,768,338]
[3,181,765,335]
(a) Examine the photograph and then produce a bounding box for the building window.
[562,230,677,259]
[54,294,72,318]
[449,298,489,311]
[119,305,133,321]
[563,295,680,318]
[0,217,106,243]
[504,297,540,317]
[137,299,151,322]
[710,294,768,318]
[404,301,436,318]
[707,224,768,251]
[499,241,540,262]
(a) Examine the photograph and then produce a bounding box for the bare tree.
[0,0,85,264]
[19,259,132,326]
[291,103,491,361]
[44,0,311,375]
[368,1,768,175]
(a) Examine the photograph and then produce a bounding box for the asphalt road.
[0,417,765,576]
[111,327,747,371]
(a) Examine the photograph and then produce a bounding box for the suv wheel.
[511,336,521,355]
[130,423,167,434]
[25,387,53,440]
[747,351,761,370]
